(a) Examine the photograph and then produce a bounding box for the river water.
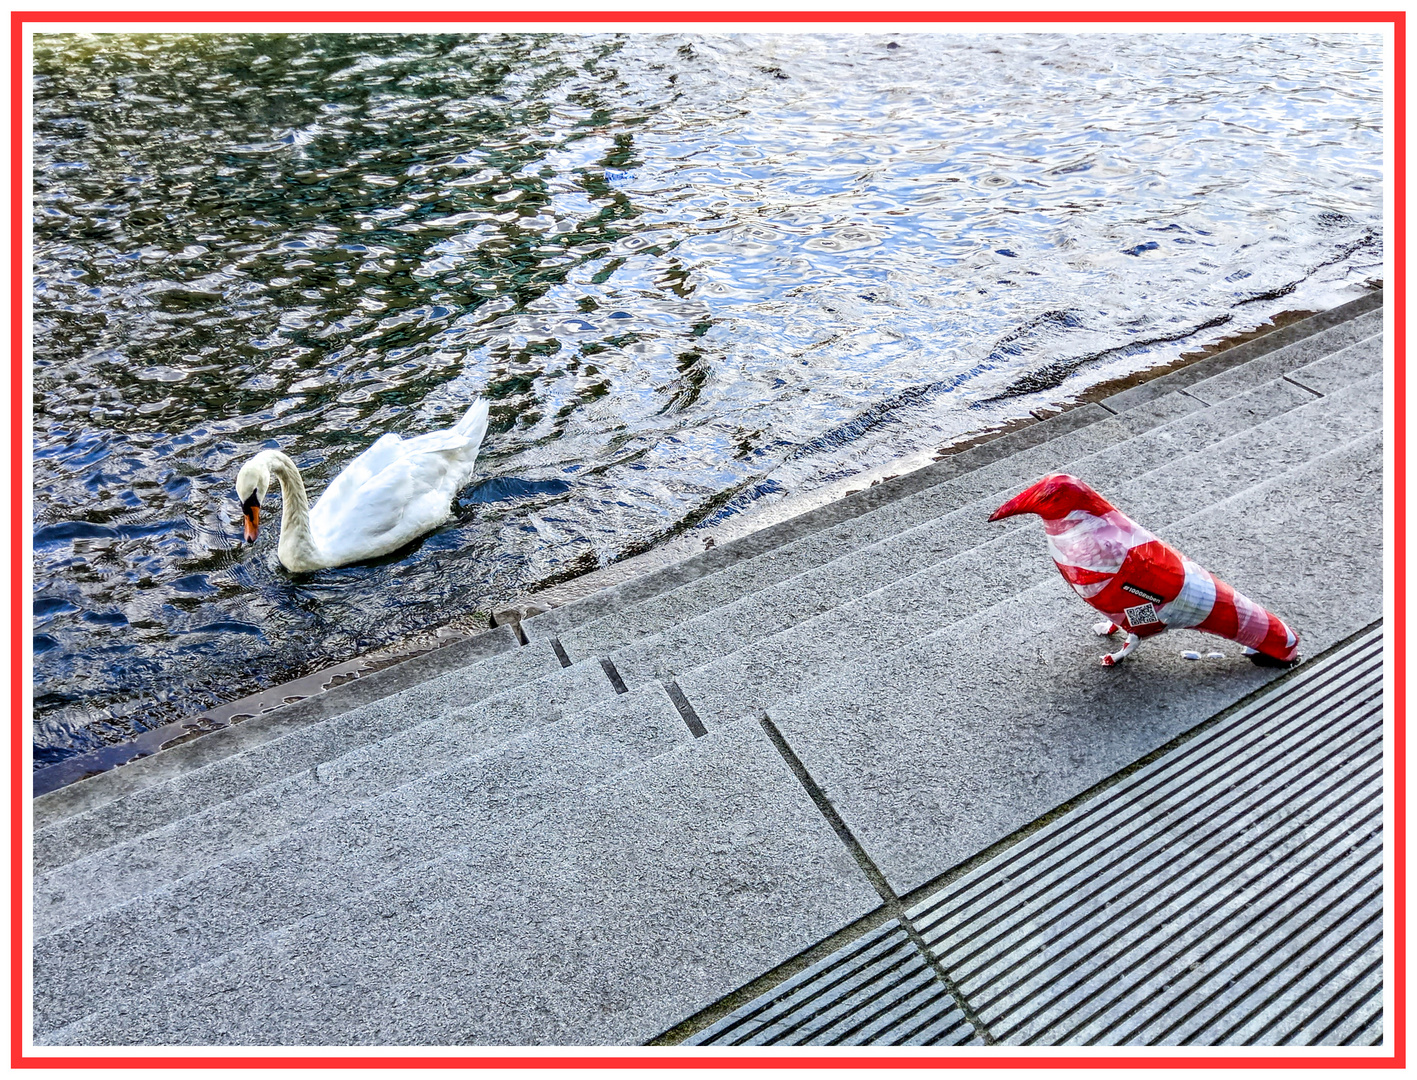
[31,31,1383,768]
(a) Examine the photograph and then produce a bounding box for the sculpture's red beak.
[988,488,1037,522]
[242,499,261,543]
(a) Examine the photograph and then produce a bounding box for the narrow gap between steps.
[511,622,530,646]
[549,638,572,667]
[599,657,630,694]
[663,681,708,738]
[757,713,997,1046]
[1283,373,1325,398]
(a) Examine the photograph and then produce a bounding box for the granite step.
[590,333,1380,690]
[31,621,523,832]
[32,641,589,877]
[32,651,629,924]
[40,718,884,1046]
[1097,300,1381,412]
[521,405,1114,645]
[33,681,699,1033]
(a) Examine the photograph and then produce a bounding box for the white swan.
[234,399,490,572]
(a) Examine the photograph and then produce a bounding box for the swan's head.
[235,456,272,543]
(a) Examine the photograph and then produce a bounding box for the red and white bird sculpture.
[989,474,1300,668]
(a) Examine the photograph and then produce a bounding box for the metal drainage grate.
[685,920,978,1046]
[909,623,1385,1047]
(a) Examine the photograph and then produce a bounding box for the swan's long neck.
[261,451,323,572]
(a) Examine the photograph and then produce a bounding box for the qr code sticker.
[1125,601,1160,627]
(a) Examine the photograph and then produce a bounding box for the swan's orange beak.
[242,496,261,543]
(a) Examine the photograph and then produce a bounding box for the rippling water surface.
[31,32,1383,767]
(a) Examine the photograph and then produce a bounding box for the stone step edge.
[32,624,521,821]
[651,618,1386,1046]
[32,289,1383,810]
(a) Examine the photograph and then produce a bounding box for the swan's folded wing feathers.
[305,402,488,565]
[308,446,466,558]
[315,431,406,512]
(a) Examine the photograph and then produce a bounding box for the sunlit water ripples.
[31,31,1383,767]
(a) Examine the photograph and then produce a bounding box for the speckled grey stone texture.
[33,657,619,935]
[767,429,1382,896]
[32,623,522,833]
[1099,295,1380,412]
[42,719,881,1046]
[33,683,692,1034]
[1175,325,1380,406]
[34,638,565,874]
[1284,333,1385,397]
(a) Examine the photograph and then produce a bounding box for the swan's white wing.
[309,448,459,563]
[315,431,406,513]
[306,401,490,565]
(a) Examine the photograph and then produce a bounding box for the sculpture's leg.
[1093,620,1119,637]
[1101,632,1140,667]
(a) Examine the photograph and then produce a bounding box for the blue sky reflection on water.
[30,31,1383,767]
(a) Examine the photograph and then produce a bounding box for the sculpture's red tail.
[1194,577,1300,663]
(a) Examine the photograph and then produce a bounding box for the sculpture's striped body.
[991,474,1300,667]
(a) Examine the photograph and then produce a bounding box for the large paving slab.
[33,683,696,1029]
[911,625,1385,1046]
[41,719,883,1046]
[34,635,568,873]
[766,428,1382,896]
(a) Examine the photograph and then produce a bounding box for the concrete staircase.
[32,293,1385,1047]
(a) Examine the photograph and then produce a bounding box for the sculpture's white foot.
[1093,620,1120,637]
[1101,632,1140,666]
